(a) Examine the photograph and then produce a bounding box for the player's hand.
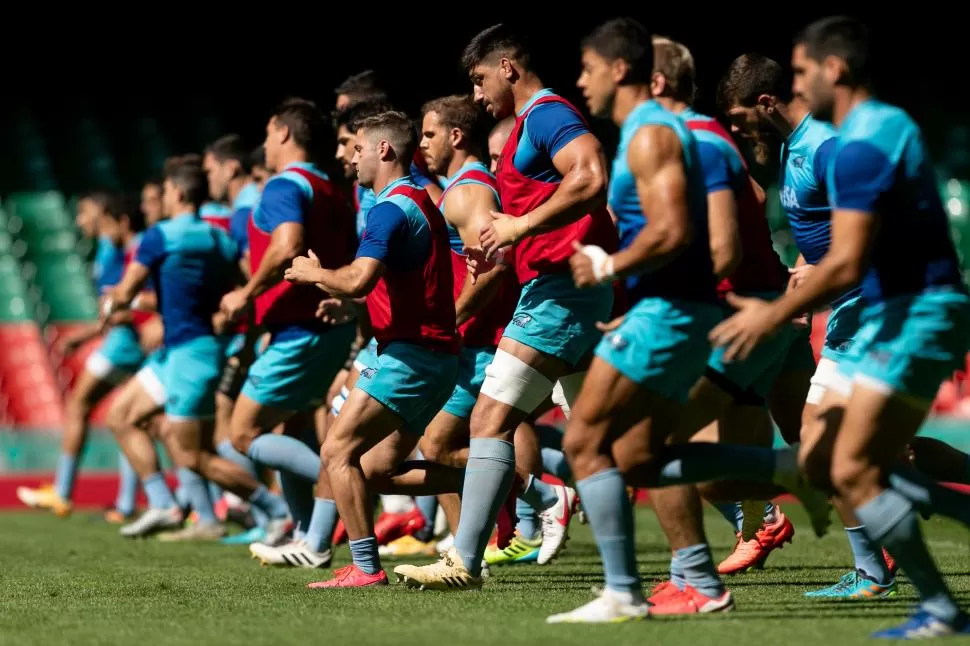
[596,315,624,332]
[569,241,614,288]
[284,250,322,285]
[316,297,357,325]
[788,263,814,290]
[708,293,782,362]
[211,310,229,335]
[463,246,496,285]
[220,287,250,322]
[479,211,523,261]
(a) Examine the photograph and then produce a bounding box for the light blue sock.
[576,468,641,595]
[714,502,744,532]
[656,443,780,487]
[305,498,338,552]
[519,474,559,512]
[845,526,892,583]
[248,485,290,520]
[453,438,516,576]
[670,553,686,590]
[676,543,724,598]
[174,485,190,509]
[541,448,572,482]
[143,472,176,509]
[53,453,78,500]
[349,536,381,575]
[216,439,269,527]
[889,467,970,528]
[247,434,321,483]
[114,454,139,515]
[856,489,960,624]
[208,481,224,507]
[415,496,439,541]
[515,498,541,540]
[279,471,314,535]
[177,467,217,524]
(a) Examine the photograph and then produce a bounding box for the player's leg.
[907,436,970,485]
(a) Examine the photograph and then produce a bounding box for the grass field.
[3,506,969,646]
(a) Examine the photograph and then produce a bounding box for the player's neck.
[612,85,653,127]
[226,175,250,203]
[512,74,548,114]
[832,86,872,128]
[774,101,800,138]
[653,96,689,116]
[372,163,409,195]
[174,205,195,218]
[275,147,309,172]
[446,150,481,178]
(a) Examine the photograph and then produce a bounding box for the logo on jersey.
[510,313,532,328]
[360,367,378,380]
[792,156,806,169]
[780,185,800,210]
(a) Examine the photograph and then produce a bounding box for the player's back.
[780,115,837,265]
[609,100,716,303]
[832,99,965,301]
[496,89,617,284]
[249,162,355,329]
[364,176,458,354]
[141,215,239,347]
[681,107,788,296]
[94,235,126,295]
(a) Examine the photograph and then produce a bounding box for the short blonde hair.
[652,36,696,103]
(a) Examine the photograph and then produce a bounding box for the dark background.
[1,10,966,195]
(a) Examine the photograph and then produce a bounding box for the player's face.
[792,44,836,122]
[577,48,616,118]
[141,183,163,225]
[263,117,285,172]
[724,104,776,166]
[252,164,271,189]
[161,178,182,216]
[335,125,357,179]
[470,61,514,120]
[352,129,379,189]
[488,124,511,173]
[203,152,232,202]
[419,111,454,176]
[98,213,122,244]
[75,198,101,238]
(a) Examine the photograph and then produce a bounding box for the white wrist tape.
[102,298,114,317]
[579,244,615,283]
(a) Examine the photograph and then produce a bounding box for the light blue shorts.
[87,325,145,381]
[441,345,496,419]
[821,293,864,362]
[595,297,723,403]
[837,288,970,402]
[355,341,459,434]
[161,336,228,420]
[708,292,800,398]
[354,337,379,373]
[781,326,817,374]
[225,332,247,359]
[503,273,613,366]
[241,322,356,411]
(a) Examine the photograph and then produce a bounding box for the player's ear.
[822,55,847,84]
[611,58,629,84]
[756,94,775,114]
[450,127,463,148]
[500,57,516,82]
[650,72,666,98]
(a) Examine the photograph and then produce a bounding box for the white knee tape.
[85,352,122,383]
[480,349,554,413]
[806,358,852,404]
[135,365,167,406]
[551,371,587,420]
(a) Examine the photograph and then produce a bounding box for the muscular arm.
[610,125,694,278]
[708,188,741,279]
[445,183,507,325]
[310,257,385,299]
[518,133,608,236]
[241,222,303,301]
[107,262,151,310]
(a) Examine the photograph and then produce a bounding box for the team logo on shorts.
[360,367,378,379]
[607,332,628,351]
[511,313,532,328]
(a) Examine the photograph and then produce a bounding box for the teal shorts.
[241,322,355,411]
[595,297,722,403]
[441,345,495,419]
[225,332,247,359]
[503,273,613,366]
[354,337,379,373]
[822,293,864,362]
[837,288,970,402]
[355,341,459,434]
[161,336,228,420]
[87,325,145,381]
[708,292,800,398]
[781,326,817,374]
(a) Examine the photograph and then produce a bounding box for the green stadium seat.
[27,254,97,323]
[0,257,32,323]
[32,230,80,256]
[6,192,73,239]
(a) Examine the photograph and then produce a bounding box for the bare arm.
[241,222,303,301]
[286,255,385,300]
[707,188,741,279]
[108,262,151,309]
[445,183,508,325]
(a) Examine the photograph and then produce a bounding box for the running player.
[220,99,357,542]
[283,110,460,588]
[487,118,514,173]
[710,17,970,637]
[395,22,616,591]
[718,53,894,597]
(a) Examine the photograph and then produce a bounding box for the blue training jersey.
[93,235,126,295]
[135,213,240,347]
[230,182,261,253]
[829,99,965,302]
[441,161,501,254]
[355,183,378,241]
[609,100,716,303]
[512,88,588,183]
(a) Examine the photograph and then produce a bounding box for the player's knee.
[320,436,348,471]
[230,427,258,456]
[106,401,131,436]
[829,453,872,497]
[613,446,653,481]
[561,421,595,464]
